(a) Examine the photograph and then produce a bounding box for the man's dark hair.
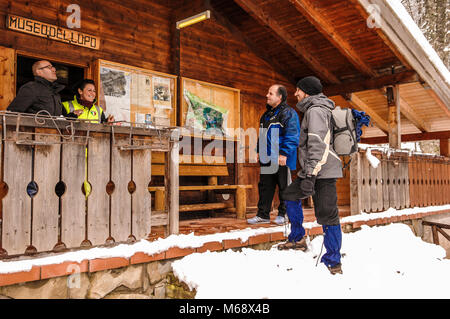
[276,85,287,103]
[74,79,96,99]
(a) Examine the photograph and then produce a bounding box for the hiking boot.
[273,215,286,225]
[327,263,343,275]
[247,216,270,225]
[277,237,307,251]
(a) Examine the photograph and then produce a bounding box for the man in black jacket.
[7,60,64,116]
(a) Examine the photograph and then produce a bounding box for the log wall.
[176,0,298,207]
[0,0,174,74]
[0,0,299,209]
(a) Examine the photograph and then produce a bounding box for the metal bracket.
[3,111,90,146]
[111,123,169,151]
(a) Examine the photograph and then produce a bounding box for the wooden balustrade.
[422,221,450,245]
[350,148,450,214]
[0,112,179,258]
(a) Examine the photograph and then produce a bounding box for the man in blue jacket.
[247,84,300,225]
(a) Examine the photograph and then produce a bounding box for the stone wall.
[0,260,176,299]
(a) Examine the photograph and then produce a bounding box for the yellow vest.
[62,96,103,123]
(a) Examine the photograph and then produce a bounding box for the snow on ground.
[172,223,450,299]
[0,204,449,281]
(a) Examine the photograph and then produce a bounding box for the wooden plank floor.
[148,205,351,240]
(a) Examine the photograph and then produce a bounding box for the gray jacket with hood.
[296,93,343,179]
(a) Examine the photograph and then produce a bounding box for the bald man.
[247,84,300,225]
[8,60,65,116]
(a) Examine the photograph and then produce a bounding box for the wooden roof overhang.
[203,0,450,142]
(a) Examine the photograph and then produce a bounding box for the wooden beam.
[323,70,419,96]
[205,1,297,84]
[356,0,450,111]
[361,130,450,144]
[398,95,430,133]
[424,87,450,119]
[387,85,401,148]
[233,0,340,84]
[288,0,376,77]
[379,88,431,132]
[348,0,412,70]
[346,93,389,134]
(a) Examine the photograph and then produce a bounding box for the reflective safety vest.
[62,96,103,123]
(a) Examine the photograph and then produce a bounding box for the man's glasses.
[38,65,56,70]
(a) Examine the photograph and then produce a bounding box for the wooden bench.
[149,153,252,219]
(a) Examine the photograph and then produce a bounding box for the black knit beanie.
[296,76,322,95]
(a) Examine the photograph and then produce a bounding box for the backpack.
[330,107,370,156]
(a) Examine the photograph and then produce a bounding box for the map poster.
[183,89,228,135]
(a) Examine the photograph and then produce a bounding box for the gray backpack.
[330,106,358,156]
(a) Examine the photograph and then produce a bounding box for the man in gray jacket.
[280,76,344,275]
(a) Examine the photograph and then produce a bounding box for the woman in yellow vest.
[63,79,114,198]
[63,79,114,123]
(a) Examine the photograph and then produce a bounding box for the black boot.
[327,263,343,275]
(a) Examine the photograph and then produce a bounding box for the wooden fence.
[350,148,450,214]
[0,112,179,258]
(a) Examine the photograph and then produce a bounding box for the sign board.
[6,15,100,50]
[94,59,177,126]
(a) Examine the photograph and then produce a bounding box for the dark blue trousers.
[321,225,342,267]
[284,199,305,242]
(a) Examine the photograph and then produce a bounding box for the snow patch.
[172,223,450,299]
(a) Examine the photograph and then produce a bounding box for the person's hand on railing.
[106,114,115,123]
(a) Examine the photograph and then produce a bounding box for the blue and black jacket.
[258,101,300,171]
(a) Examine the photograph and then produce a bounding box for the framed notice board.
[181,77,240,140]
[93,59,177,126]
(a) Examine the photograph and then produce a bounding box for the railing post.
[432,225,440,245]
[235,185,246,219]
[167,129,180,235]
[350,151,362,215]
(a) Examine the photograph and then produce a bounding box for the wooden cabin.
[0,0,448,257]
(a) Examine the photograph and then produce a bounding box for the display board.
[94,59,176,126]
[181,77,240,140]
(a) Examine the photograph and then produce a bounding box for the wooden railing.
[350,148,450,214]
[422,221,450,246]
[0,112,179,258]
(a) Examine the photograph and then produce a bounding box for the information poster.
[152,76,172,126]
[96,59,176,127]
[100,66,131,122]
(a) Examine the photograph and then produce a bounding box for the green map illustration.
[183,89,229,135]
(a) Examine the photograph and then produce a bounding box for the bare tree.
[401,0,449,69]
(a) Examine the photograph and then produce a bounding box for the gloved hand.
[298,175,316,199]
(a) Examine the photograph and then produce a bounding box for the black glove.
[298,175,316,199]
